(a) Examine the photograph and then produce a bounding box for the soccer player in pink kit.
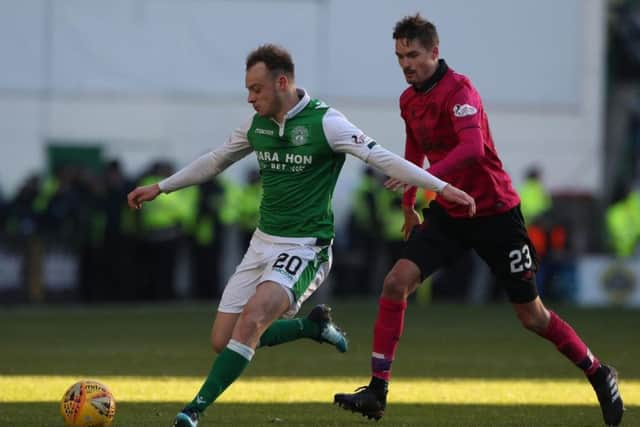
[334,13,624,426]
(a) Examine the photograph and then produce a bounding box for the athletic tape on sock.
[227,339,255,361]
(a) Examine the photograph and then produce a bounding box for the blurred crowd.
[1,158,639,305]
[0,0,639,305]
[0,160,252,302]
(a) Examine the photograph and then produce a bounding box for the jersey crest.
[291,126,309,146]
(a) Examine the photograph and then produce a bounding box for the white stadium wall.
[0,0,606,225]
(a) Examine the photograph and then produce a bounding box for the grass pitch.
[1,299,638,426]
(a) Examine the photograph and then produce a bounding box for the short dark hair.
[393,13,439,49]
[246,44,295,78]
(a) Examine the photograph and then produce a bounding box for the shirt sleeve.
[159,118,254,193]
[447,84,482,133]
[322,108,378,161]
[427,85,484,178]
[402,121,426,207]
[323,108,447,193]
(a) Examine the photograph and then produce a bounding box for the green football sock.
[190,341,253,412]
[258,318,320,347]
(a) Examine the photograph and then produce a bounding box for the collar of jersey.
[413,59,448,93]
[286,88,311,118]
[271,88,311,137]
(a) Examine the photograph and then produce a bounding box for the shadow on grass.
[2,402,635,427]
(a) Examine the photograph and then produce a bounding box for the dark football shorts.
[402,202,539,303]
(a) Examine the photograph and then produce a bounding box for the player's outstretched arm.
[384,178,475,218]
[127,122,253,210]
[389,180,475,240]
[127,183,161,210]
[320,108,476,215]
[440,184,476,217]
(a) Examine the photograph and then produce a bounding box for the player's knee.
[237,306,267,337]
[211,336,228,354]
[382,271,411,300]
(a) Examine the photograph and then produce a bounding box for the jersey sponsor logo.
[257,151,280,162]
[284,153,312,165]
[255,128,275,136]
[291,126,309,146]
[314,100,329,109]
[257,150,313,164]
[452,104,478,117]
[256,150,313,172]
[351,133,374,146]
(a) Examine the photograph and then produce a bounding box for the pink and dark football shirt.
[401,60,520,218]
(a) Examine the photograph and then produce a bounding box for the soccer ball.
[60,380,116,427]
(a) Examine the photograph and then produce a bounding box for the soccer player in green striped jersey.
[127,44,475,427]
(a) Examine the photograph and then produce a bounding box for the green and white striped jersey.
[233,90,377,239]
[159,89,447,240]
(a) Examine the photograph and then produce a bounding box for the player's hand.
[384,177,406,192]
[401,205,421,241]
[127,183,161,210]
[440,184,476,217]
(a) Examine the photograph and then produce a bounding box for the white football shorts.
[218,228,333,318]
